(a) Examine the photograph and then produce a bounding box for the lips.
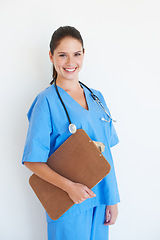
[63,67,77,72]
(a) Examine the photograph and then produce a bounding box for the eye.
[59,53,81,57]
[59,54,66,57]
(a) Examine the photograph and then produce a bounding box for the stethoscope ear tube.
[94,99,117,123]
[78,81,116,122]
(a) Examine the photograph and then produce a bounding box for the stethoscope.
[53,78,116,134]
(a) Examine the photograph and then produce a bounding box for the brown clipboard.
[29,129,111,220]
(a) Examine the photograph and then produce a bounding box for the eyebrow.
[58,51,82,54]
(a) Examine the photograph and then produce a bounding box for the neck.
[55,77,82,92]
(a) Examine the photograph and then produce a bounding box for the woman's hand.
[66,182,96,204]
[104,204,118,225]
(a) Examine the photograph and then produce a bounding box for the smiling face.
[49,37,85,83]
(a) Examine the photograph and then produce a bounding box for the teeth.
[64,68,76,72]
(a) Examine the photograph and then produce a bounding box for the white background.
[0,0,160,239]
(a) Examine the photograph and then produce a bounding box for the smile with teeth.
[64,67,77,72]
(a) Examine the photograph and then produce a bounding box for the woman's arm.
[24,162,96,204]
[24,162,72,192]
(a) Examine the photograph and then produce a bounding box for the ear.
[49,51,54,63]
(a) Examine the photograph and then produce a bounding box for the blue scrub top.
[22,83,120,222]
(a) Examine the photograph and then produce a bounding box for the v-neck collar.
[52,83,90,112]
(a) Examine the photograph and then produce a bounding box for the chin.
[63,75,78,80]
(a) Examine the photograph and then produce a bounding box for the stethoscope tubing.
[53,78,116,126]
[78,81,116,122]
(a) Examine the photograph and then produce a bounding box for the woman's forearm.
[24,162,73,192]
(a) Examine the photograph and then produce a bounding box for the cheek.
[54,59,65,71]
[77,58,84,66]
[57,59,64,67]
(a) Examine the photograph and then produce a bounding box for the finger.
[80,198,86,202]
[104,221,111,226]
[85,187,96,197]
[104,220,115,226]
[75,198,85,204]
[104,213,116,225]
[105,208,110,223]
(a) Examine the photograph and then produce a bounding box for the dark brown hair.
[49,26,85,85]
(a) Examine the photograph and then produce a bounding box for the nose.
[66,56,74,66]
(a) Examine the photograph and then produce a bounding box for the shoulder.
[36,84,55,100]
[89,87,107,103]
[89,87,110,113]
[27,85,54,121]
[89,87,100,95]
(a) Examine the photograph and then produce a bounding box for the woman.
[22,26,120,240]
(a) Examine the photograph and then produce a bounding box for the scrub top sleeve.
[22,94,52,165]
[97,91,120,148]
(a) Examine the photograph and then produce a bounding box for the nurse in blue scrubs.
[22,26,120,240]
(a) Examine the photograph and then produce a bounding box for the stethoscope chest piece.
[69,123,77,134]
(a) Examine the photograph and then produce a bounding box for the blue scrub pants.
[47,204,109,240]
